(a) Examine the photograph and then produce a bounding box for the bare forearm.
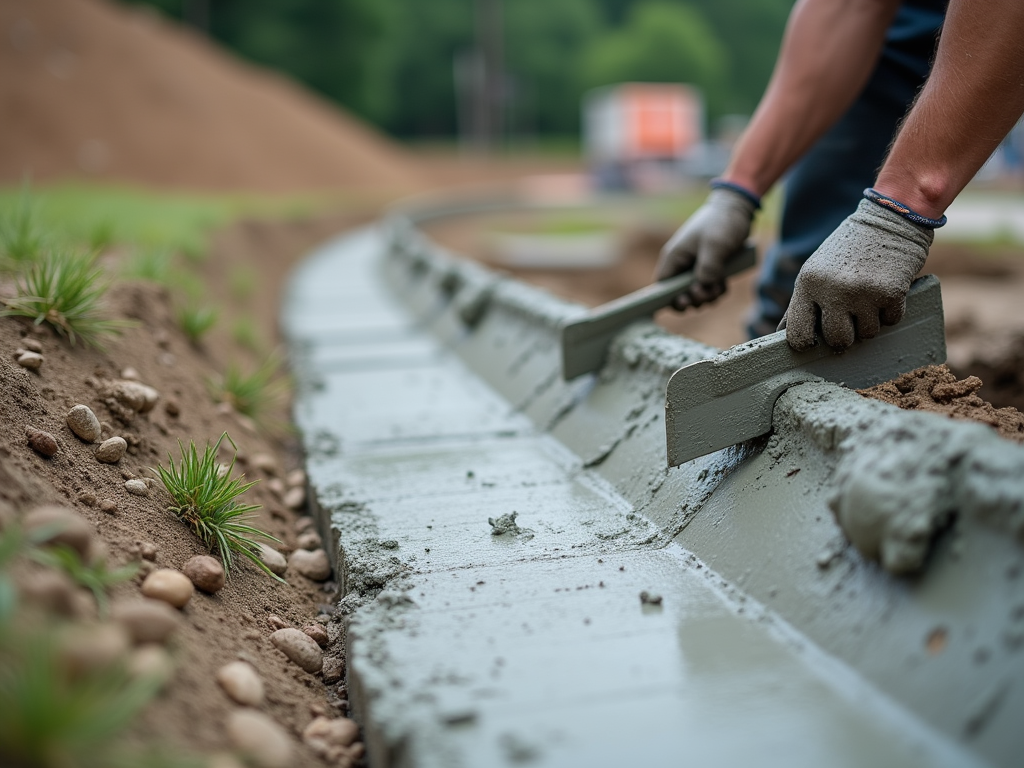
[874,0,1024,218]
[724,0,900,197]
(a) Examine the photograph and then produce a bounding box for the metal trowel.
[560,243,757,380]
[664,274,947,466]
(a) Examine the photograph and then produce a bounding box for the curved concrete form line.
[284,194,1024,768]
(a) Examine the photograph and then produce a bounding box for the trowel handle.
[588,243,757,324]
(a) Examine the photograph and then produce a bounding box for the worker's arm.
[786,0,1024,350]
[656,0,901,307]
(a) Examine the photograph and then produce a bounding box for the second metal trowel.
[664,275,947,466]
[560,244,757,380]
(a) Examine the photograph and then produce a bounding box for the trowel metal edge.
[560,244,757,380]
[665,275,947,467]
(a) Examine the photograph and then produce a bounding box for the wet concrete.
[285,212,1023,767]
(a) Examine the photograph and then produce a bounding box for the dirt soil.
[858,364,1024,443]
[0,0,421,194]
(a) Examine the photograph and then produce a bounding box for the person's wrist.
[862,189,947,229]
[872,171,951,221]
[709,178,761,212]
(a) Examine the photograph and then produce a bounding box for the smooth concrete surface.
[285,214,1024,768]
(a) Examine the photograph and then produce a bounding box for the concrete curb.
[285,203,1024,767]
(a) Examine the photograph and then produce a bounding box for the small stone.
[24,505,93,560]
[286,469,306,489]
[256,544,287,576]
[77,492,97,507]
[18,568,78,616]
[164,399,180,417]
[121,366,140,380]
[270,627,323,673]
[226,710,294,768]
[16,351,43,370]
[138,541,158,561]
[20,337,43,353]
[288,549,330,581]
[303,716,359,761]
[251,453,278,475]
[99,499,118,514]
[110,380,160,413]
[95,436,128,464]
[267,614,291,631]
[141,569,194,609]
[303,624,329,648]
[159,352,176,366]
[112,598,183,644]
[322,658,344,684]
[125,479,149,496]
[66,405,102,442]
[58,623,131,679]
[26,428,58,458]
[154,329,171,349]
[216,660,264,706]
[266,478,286,498]
[283,486,305,511]
[183,555,225,594]
[296,532,321,551]
[294,516,316,535]
[639,590,663,606]
[127,644,175,688]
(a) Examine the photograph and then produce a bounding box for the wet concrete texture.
[285,206,1024,767]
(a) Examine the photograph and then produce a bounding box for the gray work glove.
[783,198,933,351]
[654,187,757,310]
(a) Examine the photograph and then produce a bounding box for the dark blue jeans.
[747,9,943,338]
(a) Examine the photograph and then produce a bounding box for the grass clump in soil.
[176,302,218,345]
[0,190,46,270]
[1,249,130,348]
[210,355,286,426]
[154,432,283,580]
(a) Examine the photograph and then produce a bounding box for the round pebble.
[16,351,43,370]
[303,716,359,760]
[125,479,149,496]
[110,380,160,413]
[66,404,102,442]
[141,569,194,609]
[286,469,306,489]
[270,627,323,673]
[183,555,225,594]
[19,568,78,616]
[294,516,316,535]
[127,644,175,688]
[95,436,128,463]
[99,499,118,514]
[266,478,286,498]
[267,614,290,631]
[120,366,140,380]
[24,505,93,559]
[303,624,329,648]
[251,453,278,476]
[296,532,321,551]
[20,337,43,353]
[288,548,331,581]
[227,710,294,768]
[26,428,58,458]
[283,486,305,511]
[216,661,264,706]
[58,623,131,679]
[112,598,182,644]
[256,544,287,577]
[138,541,158,561]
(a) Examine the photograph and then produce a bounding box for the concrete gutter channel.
[283,197,1024,768]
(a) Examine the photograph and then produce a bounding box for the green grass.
[210,354,285,424]
[154,433,282,580]
[228,264,259,303]
[176,303,218,345]
[1,248,132,348]
[0,187,46,269]
[230,315,263,353]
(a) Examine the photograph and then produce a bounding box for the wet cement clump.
[488,512,522,535]
[858,364,1024,443]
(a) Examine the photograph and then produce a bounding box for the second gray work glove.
[654,186,757,310]
[783,198,933,351]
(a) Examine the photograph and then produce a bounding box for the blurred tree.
[582,2,728,115]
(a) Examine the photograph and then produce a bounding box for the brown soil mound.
[858,364,1024,443]
[0,278,355,764]
[0,0,421,193]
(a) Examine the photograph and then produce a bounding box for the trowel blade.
[665,275,947,467]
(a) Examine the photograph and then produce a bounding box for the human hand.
[654,186,757,310]
[783,198,933,351]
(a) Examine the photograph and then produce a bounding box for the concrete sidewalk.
[283,225,993,767]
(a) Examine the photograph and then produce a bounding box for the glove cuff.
[863,188,947,229]
[710,178,761,211]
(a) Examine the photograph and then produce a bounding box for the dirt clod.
[858,365,1024,443]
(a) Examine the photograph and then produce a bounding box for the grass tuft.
[154,432,282,580]
[209,354,286,423]
[176,303,218,345]
[1,249,131,348]
[0,189,46,269]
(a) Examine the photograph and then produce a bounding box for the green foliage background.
[124,0,794,140]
